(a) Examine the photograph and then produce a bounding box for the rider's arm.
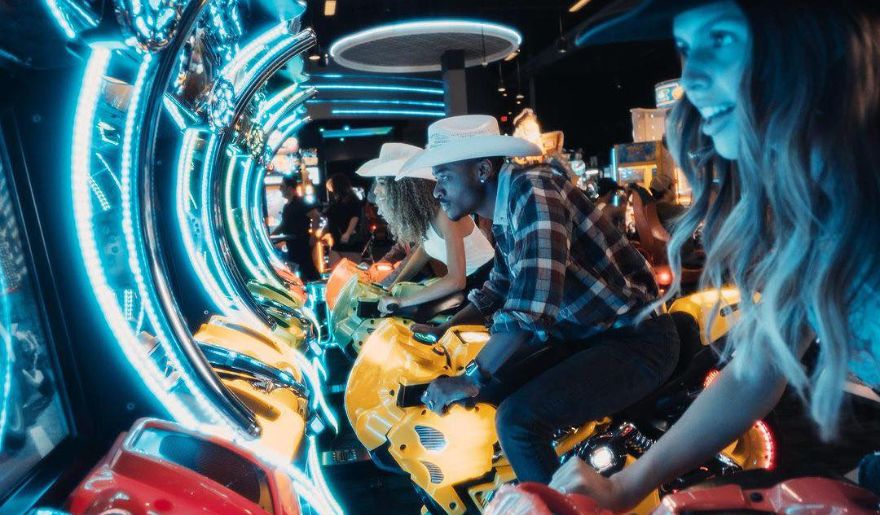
[390,244,430,286]
[341,216,359,242]
[396,214,468,308]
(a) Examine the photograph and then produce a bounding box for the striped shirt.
[468,163,658,343]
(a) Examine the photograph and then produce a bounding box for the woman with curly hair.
[357,143,495,314]
[546,0,880,509]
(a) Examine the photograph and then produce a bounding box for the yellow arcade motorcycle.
[325,258,464,359]
[344,289,776,514]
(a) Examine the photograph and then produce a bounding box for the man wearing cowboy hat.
[401,114,680,483]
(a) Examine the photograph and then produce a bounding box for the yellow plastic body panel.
[246,282,308,350]
[345,290,765,514]
[326,258,365,309]
[346,322,504,513]
[194,316,308,460]
[195,316,304,383]
[668,287,742,344]
[331,277,431,355]
[224,379,308,460]
[248,280,305,310]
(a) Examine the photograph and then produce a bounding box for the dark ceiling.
[302,0,682,163]
[304,0,615,62]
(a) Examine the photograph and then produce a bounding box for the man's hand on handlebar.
[378,296,400,315]
[422,375,479,415]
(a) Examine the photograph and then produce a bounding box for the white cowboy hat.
[355,142,433,179]
[397,114,542,180]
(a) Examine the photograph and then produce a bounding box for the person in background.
[594,177,627,233]
[271,175,320,281]
[325,173,362,257]
[649,172,686,233]
[549,0,880,509]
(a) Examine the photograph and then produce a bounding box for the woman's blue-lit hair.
[663,0,880,440]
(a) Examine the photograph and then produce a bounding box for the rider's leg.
[495,314,680,483]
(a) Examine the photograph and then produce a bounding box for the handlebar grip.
[412,331,438,345]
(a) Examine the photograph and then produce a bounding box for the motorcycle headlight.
[588,445,617,472]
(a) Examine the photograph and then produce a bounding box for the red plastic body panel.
[66,418,300,515]
[656,476,880,514]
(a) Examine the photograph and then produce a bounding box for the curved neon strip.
[72,49,199,426]
[311,83,443,95]
[308,98,445,108]
[238,161,283,288]
[44,0,77,39]
[121,55,233,428]
[264,89,314,132]
[236,35,296,91]
[311,72,443,85]
[250,165,286,272]
[331,108,445,117]
[0,271,11,452]
[329,19,522,72]
[269,117,308,156]
[260,83,299,117]
[198,136,259,327]
[224,22,291,81]
[176,129,236,316]
[225,155,268,283]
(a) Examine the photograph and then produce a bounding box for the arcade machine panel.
[0,116,93,512]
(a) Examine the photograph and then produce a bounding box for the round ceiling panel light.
[329,19,522,73]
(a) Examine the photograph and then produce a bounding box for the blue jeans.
[489,314,680,483]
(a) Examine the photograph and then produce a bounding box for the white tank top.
[422,220,495,276]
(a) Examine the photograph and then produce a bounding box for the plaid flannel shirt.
[468,163,658,343]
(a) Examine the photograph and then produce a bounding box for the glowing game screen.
[0,136,70,494]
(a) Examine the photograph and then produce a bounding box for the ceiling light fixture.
[324,0,337,16]
[557,16,569,54]
[497,63,506,93]
[568,0,593,13]
[308,46,321,61]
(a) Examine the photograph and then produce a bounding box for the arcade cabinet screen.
[0,137,70,493]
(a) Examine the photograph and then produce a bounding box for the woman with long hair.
[357,143,495,314]
[548,0,880,509]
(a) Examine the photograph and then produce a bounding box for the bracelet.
[464,359,492,388]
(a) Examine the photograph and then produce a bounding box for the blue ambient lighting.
[310,72,442,85]
[72,49,202,428]
[321,126,393,139]
[308,99,445,108]
[175,129,236,316]
[163,96,188,131]
[331,108,445,118]
[44,0,77,39]
[0,270,11,452]
[310,83,444,95]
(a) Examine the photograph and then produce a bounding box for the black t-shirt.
[278,198,311,241]
[326,195,362,242]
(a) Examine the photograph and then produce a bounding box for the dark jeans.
[487,314,680,483]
